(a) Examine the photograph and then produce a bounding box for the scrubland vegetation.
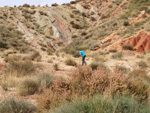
[1,0,150,113]
[1,56,150,113]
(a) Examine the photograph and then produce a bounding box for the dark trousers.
[82,55,86,66]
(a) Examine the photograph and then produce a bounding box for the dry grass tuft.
[137,61,148,69]
[18,78,39,96]
[37,72,55,89]
[65,58,77,66]
[4,60,40,77]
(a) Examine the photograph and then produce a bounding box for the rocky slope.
[1,0,150,110]
[0,0,150,59]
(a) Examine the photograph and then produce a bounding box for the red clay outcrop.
[121,33,150,52]
[103,33,150,53]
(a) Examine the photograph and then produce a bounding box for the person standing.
[78,50,86,66]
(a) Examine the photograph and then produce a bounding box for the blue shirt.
[79,51,86,56]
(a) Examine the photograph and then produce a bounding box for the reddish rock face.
[123,33,150,52]
[103,33,150,53]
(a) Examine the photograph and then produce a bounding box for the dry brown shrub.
[70,66,93,95]
[37,66,128,109]
[37,78,71,110]
[89,66,110,95]
[104,70,128,96]
[4,60,40,77]
[36,66,150,110]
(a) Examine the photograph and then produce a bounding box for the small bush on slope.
[127,78,149,102]
[138,61,148,69]
[90,62,99,70]
[65,58,77,66]
[129,69,150,82]
[0,99,37,113]
[122,45,135,51]
[18,78,39,96]
[53,63,59,70]
[4,60,40,77]
[50,95,150,113]
[4,55,21,63]
[90,62,106,70]
[37,72,55,89]
[111,52,122,59]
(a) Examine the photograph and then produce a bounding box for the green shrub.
[111,52,122,59]
[94,56,106,62]
[23,4,30,7]
[47,49,53,55]
[124,21,130,26]
[37,72,55,88]
[0,99,37,113]
[138,61,148,69]
[113,22,118,26]
[127,0,150,17]
[72,10,80,15]
[146,9,150,14]
[90,62,99,70]
[91,17,96,21]
[51,95,150,113]
[113,0,122,5]
[18,79,39,96]
[70,1,76,4]
[1,82,8,91]
[30,51,42,62]
[70,14,74,18]
[0,25,29,53]
[73,52,80,57]
[65,59,77,66]
[101,42,112,48]
[122,45,135,50]
[72,23,81,29]
[48,59,53,63]
[51,3,58,6]
[115,65,130,74]
[4,55,21,63]
[39,11,47,16]
[109,49,117,53]
[145,22,150,31]
[134,20,146,27]
[108,5,113,8]
[53,64,59,70]
[82,4,90,9]
[0,41,8,49]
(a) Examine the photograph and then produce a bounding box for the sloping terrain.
[0,0,150,113]
[0,0,150,56]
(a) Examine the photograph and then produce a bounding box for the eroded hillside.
[0,0,150,112]
[0,0,150,57]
